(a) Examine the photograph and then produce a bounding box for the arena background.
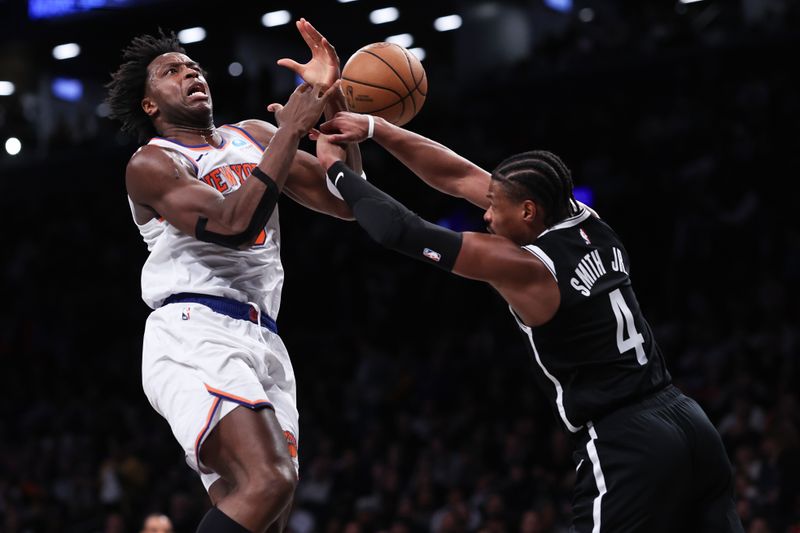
[1,1,798,532]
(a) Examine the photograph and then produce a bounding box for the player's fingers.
[334,111,356,121]
[321,38,338,60]
[321,115,356,134]
[301,19,325,49]
[277,58,304,73]
[303,18,323,40]
[267,103,283,113]
[318,119,337,133]
[320,80,340,100]
[326,133,352,144]
[297,19,317,49]
[308,129,320,141]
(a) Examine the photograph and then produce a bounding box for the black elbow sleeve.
[195,168,279,249]
[329,161,463,271]
[351,197,406,247]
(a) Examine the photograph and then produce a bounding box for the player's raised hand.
[268,81,341,135]
[319,111,376,143]
[277,18,340,89]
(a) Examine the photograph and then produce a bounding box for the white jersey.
[129,124,283,319]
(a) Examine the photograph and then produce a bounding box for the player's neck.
[159,124,221,147]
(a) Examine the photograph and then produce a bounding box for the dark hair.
[491,150,578,227]
[105,30,184,142]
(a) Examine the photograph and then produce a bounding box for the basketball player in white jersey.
[106,20,359,533]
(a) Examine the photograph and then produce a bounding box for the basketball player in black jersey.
[310,112,744,532]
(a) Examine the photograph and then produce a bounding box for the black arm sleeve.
[327,160,463,271]
[195,167,279,249]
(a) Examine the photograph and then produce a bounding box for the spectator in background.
[141,513,174,533]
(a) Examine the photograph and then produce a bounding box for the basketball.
[341,42,427,126]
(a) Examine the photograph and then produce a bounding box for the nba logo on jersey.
[579,228,591,245]
[423,248,442,262]
[182,307,191,321]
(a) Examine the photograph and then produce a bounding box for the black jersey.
[510,207,671,434]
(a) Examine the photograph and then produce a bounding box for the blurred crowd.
[1,3,799,533]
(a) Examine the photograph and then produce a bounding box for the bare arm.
[320,112,490,209]
[126,82,333,247]
[317,138,558,326]
[453,232,559,326]
[237,118,354,220]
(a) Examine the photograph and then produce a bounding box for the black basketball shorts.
[569,386,744,533]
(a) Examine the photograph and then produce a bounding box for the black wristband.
[195,166,280,249]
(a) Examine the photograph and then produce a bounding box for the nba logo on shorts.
[423,248,441,262]
[182,307,191,320]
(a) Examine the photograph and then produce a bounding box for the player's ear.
[142,96,158,117]
[522,199,537,222]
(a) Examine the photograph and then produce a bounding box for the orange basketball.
[341,42,427,126]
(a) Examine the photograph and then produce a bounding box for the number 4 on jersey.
[609,288,647,365]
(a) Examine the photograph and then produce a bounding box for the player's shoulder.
[127,144,164,174]
[127,144,187,175]
[231,119,277,144]
[518,241,560,281]
[125,144,196,195]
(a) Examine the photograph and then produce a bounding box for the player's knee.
[243,461,297,506]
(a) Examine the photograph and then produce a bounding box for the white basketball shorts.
[141,301,299,491]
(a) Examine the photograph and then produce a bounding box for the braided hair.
[491,150,578,227]
[105,30,184,142]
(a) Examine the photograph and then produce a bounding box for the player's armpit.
[454,232,560,326]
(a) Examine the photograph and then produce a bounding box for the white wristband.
[366,114,375,139]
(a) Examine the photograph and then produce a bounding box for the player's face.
[143,52,213,126]
[483,180,529,244]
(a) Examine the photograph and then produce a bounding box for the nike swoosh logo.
[575,459,584,472]
[196,153,206,162]
[334,171,344,186]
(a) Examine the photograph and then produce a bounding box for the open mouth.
[186,82,208,100]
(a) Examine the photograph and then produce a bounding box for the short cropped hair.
[491,150,578,227]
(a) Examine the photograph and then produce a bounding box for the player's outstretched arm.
[276,18,362,175]
[126,82,335,249]
[320,112,490,209]
[315,133,558,326]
